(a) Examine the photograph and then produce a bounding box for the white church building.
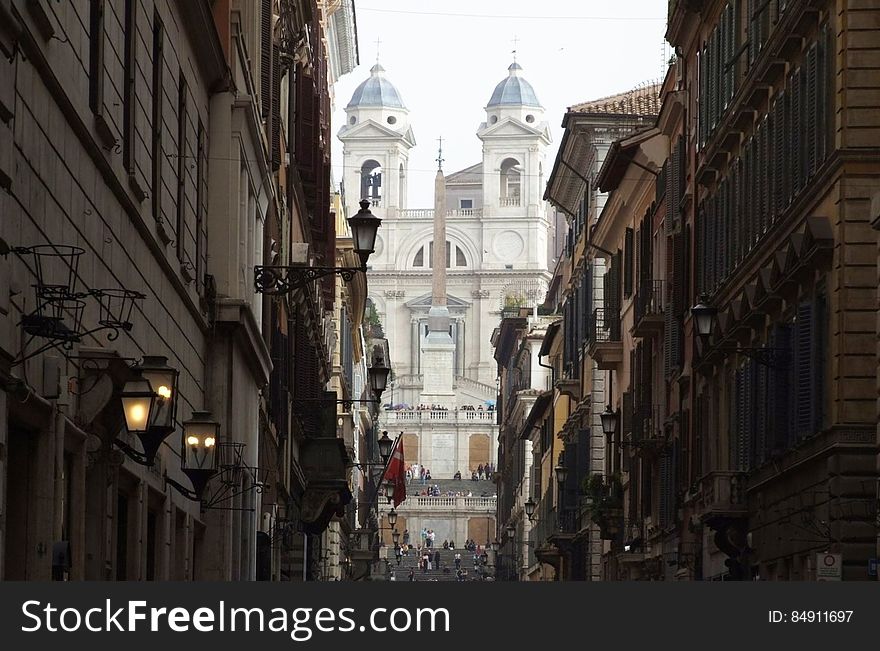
[338,60,555,544]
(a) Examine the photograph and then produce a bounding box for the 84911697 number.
[790,611,853,623]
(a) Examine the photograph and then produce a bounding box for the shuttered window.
[260,0,272,120]
[623,228,634,298]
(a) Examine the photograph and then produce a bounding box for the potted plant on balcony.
[582,473,623,539]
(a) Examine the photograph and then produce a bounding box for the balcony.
[383,409,496,425]
[632,279,666,338]
[629,403,666,456]
[587,308,623,369]
[499,196,521,208]
[696,471,749,527]
[379,495,497,514]
[398,208,484,219]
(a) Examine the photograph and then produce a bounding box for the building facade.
[0,0,367,582]
[542,0,880,581]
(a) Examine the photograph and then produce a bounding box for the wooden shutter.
[261,0,272,120]
[774,93,787,214]
[806,43,818,179]
[623,227,634,297]
[794,301,813,441]
[271,43,281,171]
[812,287,827,434]
[789,68,802,195]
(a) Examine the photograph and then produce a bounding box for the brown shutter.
[271,43,281,171]
[261,0,272,120]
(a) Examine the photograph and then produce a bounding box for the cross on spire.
[511,35,520,62]
[436,136,444,171]
[375,37,382,64]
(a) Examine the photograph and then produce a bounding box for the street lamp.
[506,523,516,539]
[491,539,501,553]
[600,404,619,436]
[524,497,537,521]
[180,411,220,500]
[119,355,180,465]
[368,350,390,397]
[554,463,569,488]
[691,295,718,338]
[378,431,394,464]
[348,199,382,268]
[385,481,395,505]
[387,508,398,527]
[392,529,400,545]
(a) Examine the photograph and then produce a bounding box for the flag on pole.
[383,435,406,508]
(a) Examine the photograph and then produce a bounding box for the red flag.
[383,435,406,508]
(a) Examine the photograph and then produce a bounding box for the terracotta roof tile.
[570,82,662,116]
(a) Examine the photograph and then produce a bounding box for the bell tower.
[338,63,416,221]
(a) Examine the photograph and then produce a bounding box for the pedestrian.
[455,552,461,570]
[477,463,484,480]
[421,527,427,545]
[434,549,441,568]
[403,529,410,546]
[420,467,426,485]
[408,569,415,581]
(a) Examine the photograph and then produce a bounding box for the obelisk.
[420,138,456,406]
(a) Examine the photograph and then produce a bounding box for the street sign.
[816,553,842,581]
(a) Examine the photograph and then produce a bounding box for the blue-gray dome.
[346,64,406,109]
[487,63,541,108]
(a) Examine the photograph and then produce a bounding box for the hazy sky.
[331,1,670,208]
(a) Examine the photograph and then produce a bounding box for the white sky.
[331,0,670,208]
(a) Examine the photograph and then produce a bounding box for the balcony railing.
[633,279,666,337]
[587,308,623,368]
[378,496,497,513]
[697,471,749,525]
[383,409,496,424]
[399,208,484,219]
[588,308,621,344]
[499,196,521,207]
[631,403,665,450]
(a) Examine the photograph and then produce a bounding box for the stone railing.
[399,208,484,219]
[381,496,497,512]
[499,196,521,207]
[454,375,497,398]
[384,410,496,424]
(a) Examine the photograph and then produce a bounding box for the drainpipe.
[53,375,70,545]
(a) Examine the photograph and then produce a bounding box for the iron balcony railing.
[588,308,621,345]
[634,279,666,325]
[631,403,664,445]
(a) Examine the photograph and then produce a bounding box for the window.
[122,0,136,171]
[412,246,424,267]
[88,0,104,114]
[386,115,397,125]
[151,12,164,225]
[196,120,206,293]
[525,114,535,123]
[175,69,188,263]
[456,246,467,267]
[460,198,473,210]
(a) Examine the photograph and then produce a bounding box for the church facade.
[339,60,555,547]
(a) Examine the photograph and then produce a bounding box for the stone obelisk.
[420,139,456,406]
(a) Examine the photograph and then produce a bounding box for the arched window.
[399,163,405,207]
[413,241,468,268]
[360,159,382,206]
[499,157,521,205]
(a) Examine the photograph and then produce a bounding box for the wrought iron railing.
[634,279,666,324]
[588,308,621,345]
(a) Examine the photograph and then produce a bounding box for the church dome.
[346,63,406,109]
[487,62,541,108]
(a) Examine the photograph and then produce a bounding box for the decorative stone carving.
[471,290,490,299]
[384,290,406,298]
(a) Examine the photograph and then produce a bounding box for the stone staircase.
[389,547,480,582]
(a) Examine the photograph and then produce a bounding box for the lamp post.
[254,200,381,294]
[387,508,398,528]
[506,523,517,581]
[690,295,786,367]
[600,404,619,437]
[524,497,537,522]
[378,431,394,465]
[119,355,180,466]
[180,411,221,500]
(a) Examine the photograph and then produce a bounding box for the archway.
[360,159,383,205]
[499,157,522,203]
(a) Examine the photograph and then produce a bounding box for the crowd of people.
[394,538,491,582]
[382,403,495,412]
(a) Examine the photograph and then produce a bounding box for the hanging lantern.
[181,411,220,500]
